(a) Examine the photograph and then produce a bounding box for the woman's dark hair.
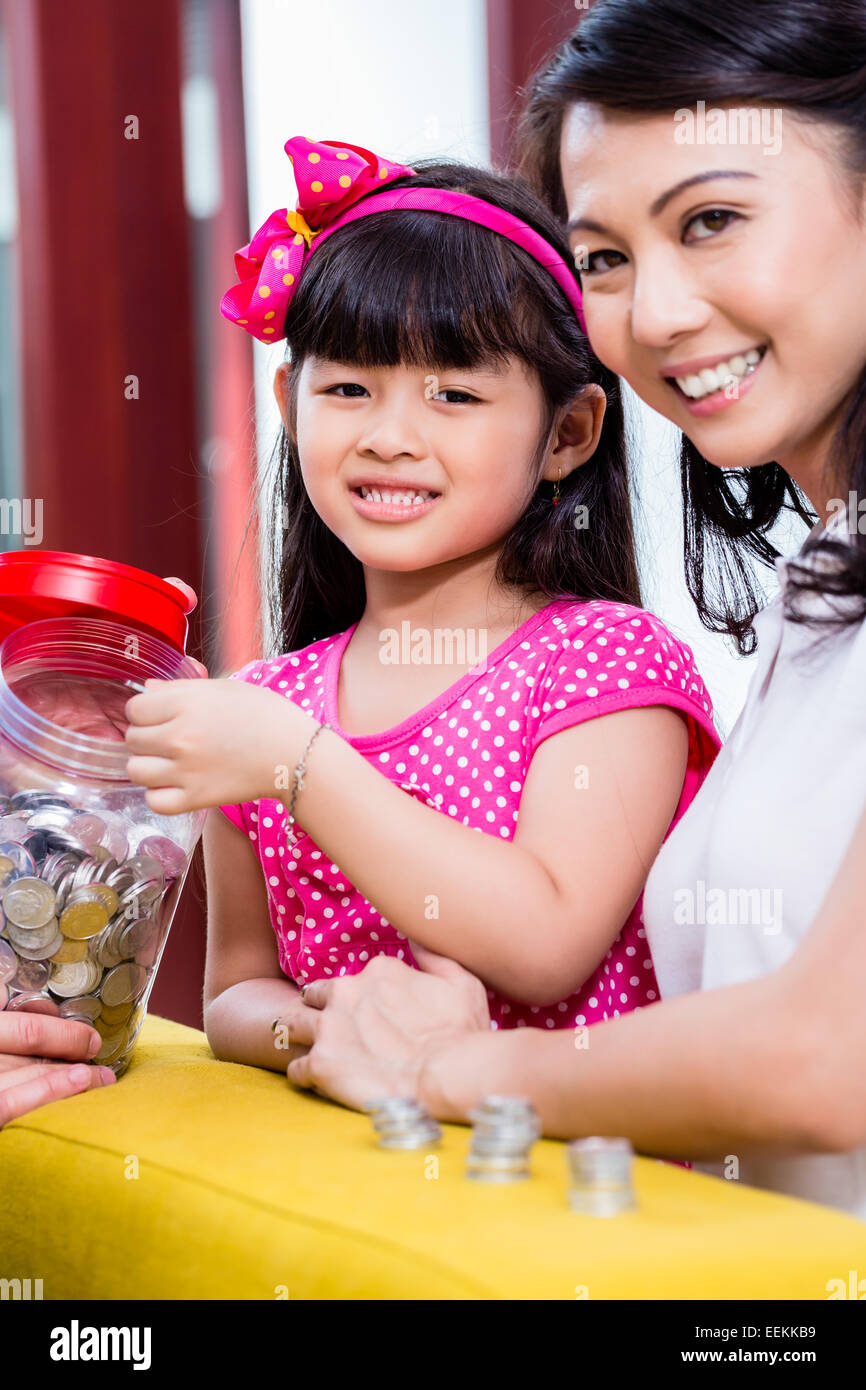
[514,0,866,655]
[257,161,641,655]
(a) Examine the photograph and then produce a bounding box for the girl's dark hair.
[514,0,866,655]
[261,161,641,655]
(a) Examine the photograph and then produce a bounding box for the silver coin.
[0,859,23,893]
[6,991,61,1016]
[2,877,57,930]
[118,917,158,958]
[67,813,106,851]
[95,923,126,969]
[100,962,147,1007]
[98,817,129,863]
[10,790,71,811]
[27,807,75,832]
[0,842,37,876]
[136,835,186,879]
[0,939,17,984]
[48,959,102,998]
[0,816,31,843]
[11,956,51,991]
[58,994,102,1022]
[5,916,60,951]
[14,928,62,960]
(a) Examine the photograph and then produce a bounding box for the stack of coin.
[465,1096,541,1182]
[0,788,186,1074]
[365,1097,443,1149]
[566,1136,638,1216]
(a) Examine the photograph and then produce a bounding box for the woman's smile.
[663,344,768,417]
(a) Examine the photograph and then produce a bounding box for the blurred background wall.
[0,0,776,1027]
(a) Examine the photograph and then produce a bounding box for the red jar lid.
[0,551,196,652]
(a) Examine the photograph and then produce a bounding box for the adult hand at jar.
[0,1011,116,1128]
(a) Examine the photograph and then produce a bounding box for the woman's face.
[559,102,866,509]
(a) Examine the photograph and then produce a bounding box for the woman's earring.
[552,467,561,507]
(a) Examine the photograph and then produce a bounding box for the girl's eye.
[578,209,742,278]
[325,382,368,397]
[434,389,477,404]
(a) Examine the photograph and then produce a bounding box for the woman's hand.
[0,1012,116,1128]
[124,678,311,816]
[285,943,491,1111]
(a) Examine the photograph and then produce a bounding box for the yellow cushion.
[1,1014,864,1299]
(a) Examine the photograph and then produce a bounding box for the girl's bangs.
[285,211,552,372]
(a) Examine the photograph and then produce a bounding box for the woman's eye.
[578,209,741,279]
[580,249,627,278]
[684,208,741,241]
[325,382,368,397]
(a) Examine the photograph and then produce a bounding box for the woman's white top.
[643,507,866,1220]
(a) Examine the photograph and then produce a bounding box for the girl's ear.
[273,362,291,429]
[273,361,299,446]
[544,383,607,480]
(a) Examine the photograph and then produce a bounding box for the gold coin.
[59,895,109,941]
[99,999,134,1025]
[50,935,88,963]
[85,882,120,916]
[100,962,146,1007]
[95,1028,128,1063]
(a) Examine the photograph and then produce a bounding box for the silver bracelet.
[285,719,334,845]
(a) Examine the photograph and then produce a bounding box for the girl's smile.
[348,486,442,522]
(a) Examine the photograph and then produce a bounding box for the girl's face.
[559,102,866,502]
[282,355,604,574]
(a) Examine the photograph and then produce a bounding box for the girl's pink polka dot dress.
[218,599,721,1032]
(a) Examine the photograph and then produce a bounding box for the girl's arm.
[202,807,309,1073]
[284,703,689,1004]
[415,796,866,1158]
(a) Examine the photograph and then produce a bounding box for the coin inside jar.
[84,882,120,918]
[5,915,61,951]
[2,876,57,931]
[0,939,17,984]
[6,991,61,1015]
[59,888,110,940]
[48,959,102,998]
[137,835,185,879]
[58,994,102,1021]
[100,962,147,1007]
[117,916,158,958]
[94,1028,128,1063]
[49,934,88,963]
[11,956,51,992]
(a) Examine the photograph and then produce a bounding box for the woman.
[282,0,866,1221]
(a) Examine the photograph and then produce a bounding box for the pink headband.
[220,135,587,343]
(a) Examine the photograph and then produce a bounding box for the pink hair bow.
[220,136,416,343]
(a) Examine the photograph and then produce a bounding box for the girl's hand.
[285,943,491,1111]
[124,678,309,816]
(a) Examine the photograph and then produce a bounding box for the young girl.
[124,135,720,1069]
